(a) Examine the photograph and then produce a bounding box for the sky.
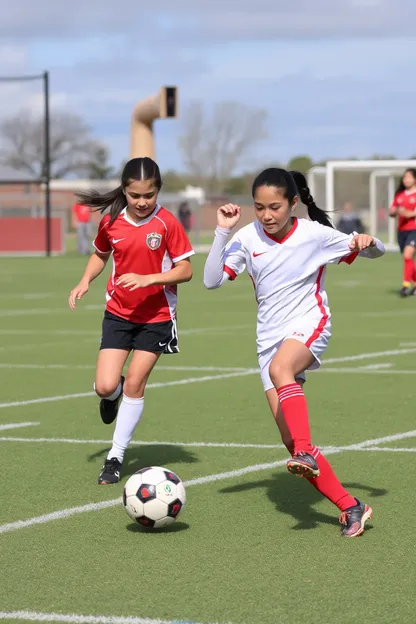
[0,0,415,175]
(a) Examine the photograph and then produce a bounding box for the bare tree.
[0,110,105,179]
[179,101,268,193]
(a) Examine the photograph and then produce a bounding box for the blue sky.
[0,0,415,174]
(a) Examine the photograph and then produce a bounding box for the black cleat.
[287,451,320,478]
[99,376,125,424]
[399,286,413,297]
[339,499,372,537]
[98,458,123,485]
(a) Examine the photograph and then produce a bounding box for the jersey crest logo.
[146,232,162,250]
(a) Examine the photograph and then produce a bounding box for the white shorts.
[258,320,331,392]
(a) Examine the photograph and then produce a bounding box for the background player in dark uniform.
[389,168,416,296]
[69,158,194,484]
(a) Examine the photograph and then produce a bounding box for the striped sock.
[277,383,313,455]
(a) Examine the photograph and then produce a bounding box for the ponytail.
[75,186,125,225]
[290,170,334,229]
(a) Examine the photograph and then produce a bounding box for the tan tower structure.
[130,86,178,159]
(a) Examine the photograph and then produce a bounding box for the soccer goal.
[308,160,416,250]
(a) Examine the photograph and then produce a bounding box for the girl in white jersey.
[204,168,385,538]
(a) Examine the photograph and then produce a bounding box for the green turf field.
[0,250,415,624]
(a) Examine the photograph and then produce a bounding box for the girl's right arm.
[68,251,111,310]
[203,204,242,290]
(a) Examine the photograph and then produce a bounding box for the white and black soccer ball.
[122,466,186,528]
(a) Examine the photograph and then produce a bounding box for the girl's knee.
[94,380,120,398]
[123,376,146,398]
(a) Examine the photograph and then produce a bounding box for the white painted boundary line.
[0,422,40,431]
[0,437,286,449]
[0,610,225,624]
[2,345,416,409]
[0,364,249,372]
[319,369,416,375]
[323,347,416,364]
[0,370,260,409]
[1,429,415,535]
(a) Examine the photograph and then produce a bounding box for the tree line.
[0,102,414,200]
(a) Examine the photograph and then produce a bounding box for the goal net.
[307,160,416,251]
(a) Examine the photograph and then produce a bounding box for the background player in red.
[389,168,416,297]
[204,168,384,537]
[72,201,91,255]
[68,157,194,484]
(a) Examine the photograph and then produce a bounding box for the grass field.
[1,249,416,624]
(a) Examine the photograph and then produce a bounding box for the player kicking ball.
[69,157,194,485]
[204,167,385,537]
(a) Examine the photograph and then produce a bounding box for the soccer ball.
[122,466,186,528]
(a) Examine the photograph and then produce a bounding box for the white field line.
[0,422,40,431]
[1,345,416,409]
[355,363,392,370]
[320,369,416,374]
[346,446,416,453]
[323,348,416,365]
[0,370,260,409]
[0,364,249,372]
[0,610,226,624]
[0,437,286,449]
[1,429,415,535]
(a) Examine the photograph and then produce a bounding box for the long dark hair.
[252,167,333,228]
[76,157,163,224]
[394,167,416,198]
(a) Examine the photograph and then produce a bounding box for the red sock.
[277,383,313,454]
[412,264,416,283]
[306,447,357,511]
[403,258,413,284]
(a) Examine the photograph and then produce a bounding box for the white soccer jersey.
[204,217,384,354]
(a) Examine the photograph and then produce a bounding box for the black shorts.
[100,311,179,354]
[398,230,416,253]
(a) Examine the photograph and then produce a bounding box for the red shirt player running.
[389,167,416,297]
[204,168,385,538]
[69,158,194,485]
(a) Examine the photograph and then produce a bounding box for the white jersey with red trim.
[208,217,381,354]
[93,205,194,324]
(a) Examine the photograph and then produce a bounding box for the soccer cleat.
[99,376,125,424]
[287,451,320,478]
[98,458,123,485]
[339,499,373,537]
[399,286,413,297]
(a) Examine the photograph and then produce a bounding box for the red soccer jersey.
[73,204,91,223]
[93,206,194,323]
[391,190,416,232]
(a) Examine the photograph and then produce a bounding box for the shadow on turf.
[126,521,190,534]
[87,444,199,478]
[219,473,387,531]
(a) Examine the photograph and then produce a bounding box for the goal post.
[308,160,416,250]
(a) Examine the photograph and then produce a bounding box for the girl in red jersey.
[204,168,385,537]
[68,158,194,484]
[389,168,416,296]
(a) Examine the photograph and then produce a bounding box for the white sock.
[107,394,144,463]
[93,381,122,401]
